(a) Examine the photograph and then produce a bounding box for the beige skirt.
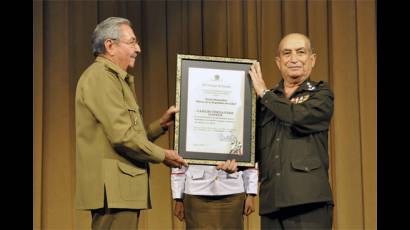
[183,193,246,230]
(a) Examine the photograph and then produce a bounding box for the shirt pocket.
[117,161,147,201]
[189,169,205,180]
[291,158,321,172]
[226,172,239,179]
[118,161,146,176]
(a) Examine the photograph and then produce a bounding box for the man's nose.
[289,53,298,62]
[135,44,141,53]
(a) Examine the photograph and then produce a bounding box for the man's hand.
[244,195,255,216]
[248,62,268,97]
[216,159,237,174]
[174,200,185,221]
[163,149,188,168]
[160,106,179,129]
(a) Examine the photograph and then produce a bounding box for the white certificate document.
[185,67,245,155]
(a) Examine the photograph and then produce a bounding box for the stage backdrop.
[34,0,376,229]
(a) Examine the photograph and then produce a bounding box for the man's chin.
[288,75,303,80]
[286,75,305,84]
[288,70,303,77]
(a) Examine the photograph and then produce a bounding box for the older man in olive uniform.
[248,33,334,229]
[75,17,187,230]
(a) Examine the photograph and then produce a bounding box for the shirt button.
[304,167,309,171]
[275,138,280,142]
[275,155,279,159]
[276,172,281,176]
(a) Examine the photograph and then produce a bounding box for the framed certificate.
[174,54,257,167]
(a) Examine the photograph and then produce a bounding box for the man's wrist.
[260,89,269,98]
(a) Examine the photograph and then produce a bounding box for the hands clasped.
[216,159,238,174]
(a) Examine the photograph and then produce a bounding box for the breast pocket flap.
[117,161,146,177]
[190,169,205,180]
[291,159,321,172]
[226,172,239,179]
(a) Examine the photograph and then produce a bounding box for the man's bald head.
[275,33,316,85]
[277,33,313,56]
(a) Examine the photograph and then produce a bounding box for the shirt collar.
[273,78,316,95]
[95,56,129,80]
[273,79,285,95]
[299,79,318,91]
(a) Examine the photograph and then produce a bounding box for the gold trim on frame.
[174,54,257,167]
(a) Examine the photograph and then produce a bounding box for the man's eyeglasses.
[109,38,140,48]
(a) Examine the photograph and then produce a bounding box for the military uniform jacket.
[75,57,166,210]
[256,79,334,215]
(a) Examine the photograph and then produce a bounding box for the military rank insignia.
[290,94,310,104]
[306,81,316,91]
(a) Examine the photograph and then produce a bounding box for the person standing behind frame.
[171,160,258,230]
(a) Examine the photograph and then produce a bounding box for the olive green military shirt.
[75,56,166,210]
[256,79,334,215]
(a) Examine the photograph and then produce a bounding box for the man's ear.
[310,53,317,68]
[104,39,116,56]
[275,56,281,70]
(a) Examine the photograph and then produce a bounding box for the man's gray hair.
[92,17,132,57]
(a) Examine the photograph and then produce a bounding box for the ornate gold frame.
[174,54,257,167]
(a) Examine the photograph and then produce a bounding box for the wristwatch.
[161,123,169,131]
[260,89,269,98]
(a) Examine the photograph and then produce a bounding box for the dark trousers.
[183,193,246,230]
[90,189,140,230]
[261,202,333,230]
